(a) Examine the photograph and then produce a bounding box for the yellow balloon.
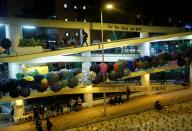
[23,76,34,81]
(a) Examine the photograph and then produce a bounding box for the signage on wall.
[107,24,142,32]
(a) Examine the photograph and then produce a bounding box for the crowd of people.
[35,118,53,131]
[32,97,83,130]
[109,95,123,105]
[69,97,82,112]
[33,103,63,121]
[109,88,131,105]
[33,103,61,131]
[43,29,88,50]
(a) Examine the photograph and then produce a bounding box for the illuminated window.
[84,19,86,22]
[65,33,69,36]
[83,5,86,10]
[64,4,67,8]
[75,32,79,36]
[65,18,68,21]
[74,5,77,9]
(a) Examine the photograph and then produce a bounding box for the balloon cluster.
[1,47,192,98]
[0,69,81,98]
[90,51,192,84]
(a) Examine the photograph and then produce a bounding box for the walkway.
[1,87,192,131]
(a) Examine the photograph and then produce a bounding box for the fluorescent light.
[22,25,36,29]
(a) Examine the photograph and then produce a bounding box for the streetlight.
[101,3,114,117]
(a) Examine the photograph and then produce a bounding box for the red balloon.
[99,63,108,74]
[114,63,119,73]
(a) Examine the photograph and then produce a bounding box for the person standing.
[11,105,14,122]
[56,34,60,48]
[39,105,45,119]
[82,30,88,46]
[33,105,39,121]
[126,87,131,101]
[69,98,75,111]
[160,71,165,85]
[77,97,82,111]
[46,118,53,131]
[36,119,42,131]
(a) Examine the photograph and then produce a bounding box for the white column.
[6,24,21,55]
[81,28,93,107]
[140,32,150,56]
[190,40,192,84]
[8,62,22,79]
[190,64,192,84]
[13,99,25,117]
[84,85,93,107]
[82,52,93,107]
[140,32,151,94]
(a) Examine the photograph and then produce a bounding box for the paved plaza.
[1,87,192,131]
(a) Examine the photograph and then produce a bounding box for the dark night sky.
[0,0,192,25]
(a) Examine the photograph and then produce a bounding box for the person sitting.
[109,97,115,105]
[154,100,163,111]
[114,96,118,104]
[117,95,122,104]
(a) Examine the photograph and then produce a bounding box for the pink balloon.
[99,63,108,74]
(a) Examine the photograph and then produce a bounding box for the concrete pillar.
[190,64,192,83]
[8,63,22,79]
[82,52,93,107]
[13,99,25,117]
[81,28,93,107]
[83,85,93,107]
[6,24,21,55]
[140,32,151,94]
[140,32,150,56]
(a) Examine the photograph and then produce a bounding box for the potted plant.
[17,38,44,55]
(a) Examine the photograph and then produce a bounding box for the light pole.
[101,3,113,117]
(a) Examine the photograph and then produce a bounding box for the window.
[74,5,77,9]
[65,33,69,36]
[83,5,86,10]
[107,39,111,42]
[64,4,67,8]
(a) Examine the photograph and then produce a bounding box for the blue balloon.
[127,61,135,72]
